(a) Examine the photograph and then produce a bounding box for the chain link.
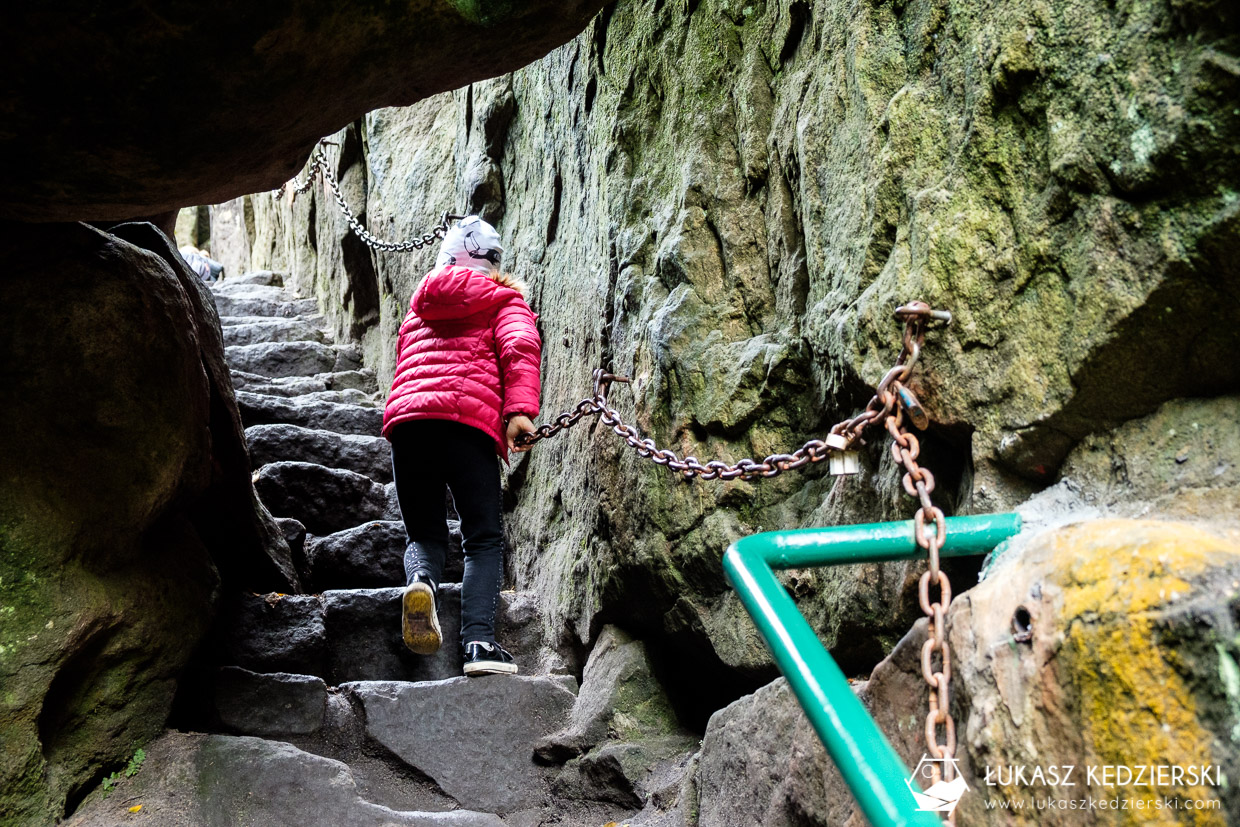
[517,303,950,484]
[273,141,461,253]
[521,303,956,821]
[281,168,961,811]
[884,306,958,824]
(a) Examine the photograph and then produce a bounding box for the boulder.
[345,676,578,813]
[553,742,697,810]
[214,667,328,736]
[62,733,506,827]
[535,626,688,761]
[1059,394,1240,520]
[2,1,612,220]
[247,424,392,482]
[692,519,1240,825]
[537,626,697,808]
[237,391,383,435]
[0,221,293,825]
[253,461,397,534]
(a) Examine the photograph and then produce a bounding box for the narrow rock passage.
[210,273,625,824]
[68,271,653,826]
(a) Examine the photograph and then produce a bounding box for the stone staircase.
[180,273,643,825]
[64,271,700,827]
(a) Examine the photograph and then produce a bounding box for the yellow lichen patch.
[1056,520,1237,618]
[1050,520,1239,826]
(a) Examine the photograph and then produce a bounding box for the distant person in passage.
[179,245,224,282]
[382,216,541,677]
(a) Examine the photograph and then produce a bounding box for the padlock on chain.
[826,433,860,476]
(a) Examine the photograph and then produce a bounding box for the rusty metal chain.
[880,307,957,823]
[517,303,951,484]
[524,302,954,817]
[519,370,831,481]
[273,140,462,253]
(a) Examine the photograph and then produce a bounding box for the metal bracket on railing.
[722,513,1022,827]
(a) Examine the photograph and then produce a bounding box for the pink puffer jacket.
[382,265,542,459]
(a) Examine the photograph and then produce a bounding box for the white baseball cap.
[436,216,504,276]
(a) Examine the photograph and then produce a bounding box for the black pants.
[390,419,505,645]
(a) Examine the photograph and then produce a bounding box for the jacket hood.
[412,265,519,321]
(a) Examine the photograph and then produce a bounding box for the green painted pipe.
[752,513,1023,570]
[722,513,1021,827]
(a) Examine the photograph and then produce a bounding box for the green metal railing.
[722,513,1022,827]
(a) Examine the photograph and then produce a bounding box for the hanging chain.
[881,308,957,823]
[273,140,464,252]
[517,303,951,483]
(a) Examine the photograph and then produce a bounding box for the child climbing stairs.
[63,271,697,826]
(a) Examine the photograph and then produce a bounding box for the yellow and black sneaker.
[462,641,518,676]
[401,574,441,655]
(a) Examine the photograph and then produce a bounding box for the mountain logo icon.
[906,755,968,815]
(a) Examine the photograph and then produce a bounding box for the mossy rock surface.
[238,0,1239,704]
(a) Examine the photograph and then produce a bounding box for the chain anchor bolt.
[894,302,952,326]
[894,383,931,431]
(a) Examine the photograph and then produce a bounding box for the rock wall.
[234,0,1240,695]
[0,221,296,823]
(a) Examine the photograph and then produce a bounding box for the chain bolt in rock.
[274,140,465,253]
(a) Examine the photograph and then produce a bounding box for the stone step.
[238,390,383,435]
[212,282,293,300]
[280,388,380,406]
[215,587,546,685]
[63,731,506,826]
[216,269,284,287]
[213,292,318,318]
[247,424,392,483]
[231,367,379,396]
[209,671,578,816]
[226,340,363,378]
[254,460,397,534]
[221,316,327,347]
[304,520,464,591]
[343,676,577,814]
